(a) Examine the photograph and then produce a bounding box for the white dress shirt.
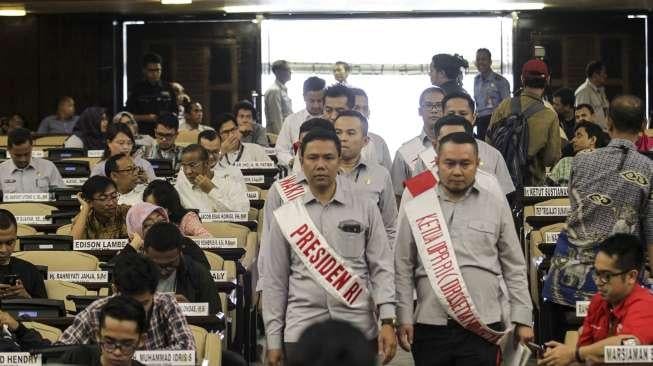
[175,166,249,212]
[220,142,273,166]
[117,184,145,206]
[275,109,311,166]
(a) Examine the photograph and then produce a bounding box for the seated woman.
[71,176,129,240]
[113,111,155,155]
[90,123,156,182]
[143,179,211,238]
[64,107,110,150]
[123,201,209,269]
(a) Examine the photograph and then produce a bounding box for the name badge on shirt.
[178,302,209,316]
[63,177,88,186]
[264,148,276,156]
[47,271,108,282]
[2,193,51,202]
[133,350,195,365]
[87,150,104,158]
[604,346,653,363]
[15,216,51,225]
[524,187,568,197]
[243,175,265,184]
[73,239,128,251]
[534,206,570,216]
[544,231,560,243]
[575,301,590,317]
[211,270,228,282]
[235,161,276,169]
[192,237,237,249]
[199,212,248,222]
[0,353,42,366]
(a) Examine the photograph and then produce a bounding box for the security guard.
[260,128,396,366]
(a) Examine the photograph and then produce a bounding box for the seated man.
[0,127,65,193]
[179,101,213,132]
[175,144,249,212]
[0,209,46,299]
[146,113,183,172]
[198,130,221,168]
[232,100,269,146]
[58,253,195,350]
[539,234,653,365]
[215,113,272,166]
[71,176,130,240]
[106,153,145,206]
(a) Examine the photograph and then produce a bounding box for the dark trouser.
[475,114,492,141]
[412,322,501,366]
[539,301,578,343]
[285,339,377,364]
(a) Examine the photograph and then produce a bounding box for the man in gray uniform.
[334,110,397,244]
[395,132,533,366]
[260,129,396,366]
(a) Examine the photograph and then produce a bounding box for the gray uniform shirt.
[0,157,65,193]
[37,115,79,134]
[260,175,395,349]
[395,182,532,327]
[391,133,432,196]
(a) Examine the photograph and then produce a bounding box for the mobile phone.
[3,274,18,286]
[527,342,545,358]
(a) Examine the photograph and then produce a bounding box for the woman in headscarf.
[64,107,110,150]
[120,202,209,269]
[113,111,155,155]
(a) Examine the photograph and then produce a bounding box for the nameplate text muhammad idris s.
[524,187,568,197]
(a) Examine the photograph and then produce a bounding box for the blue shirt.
[474,71,511,117]
[37,115,79,134]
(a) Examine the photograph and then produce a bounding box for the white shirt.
[178,122,214,132]
[118,184,145,206]
[220,142,273,166]
[575,78,609,130]
[175,166,249,212]
[275,109,311,166]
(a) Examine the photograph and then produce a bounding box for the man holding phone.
[0,209,46,299]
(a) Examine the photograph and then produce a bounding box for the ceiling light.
[222,2,545,13]
[161,0,192,4]
[0,7,26,16]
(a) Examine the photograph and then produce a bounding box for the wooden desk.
[23,314,225,332]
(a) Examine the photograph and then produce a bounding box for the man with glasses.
[174,144,248,212]
[146,113,183,173]
[539,234,653,366]
[214,113,272,166]
[106,153,144,206]
[198,130,222,169]
[71,176,130,240]
[391,86,445,200]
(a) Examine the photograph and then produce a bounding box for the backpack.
[487,97,545,189]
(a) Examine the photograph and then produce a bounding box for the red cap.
[522,59,549,78]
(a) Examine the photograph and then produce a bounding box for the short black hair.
[575,103,595,114]
[553,88,575,108]
[143,180,188,225]
[434,114,474,138]
[156,112,179,131]
[105,153,128,178]
[181,143,209,162]
[81,176,116,201]
[523,75,547,88]
[350,88,368,101]
[334,110,368,136]
[442,92,476,113]
[419,87,445,107]
[144,222,183,252]
[214,113,236,133]
[324,85,355,109]
[198,129,218,143]
[609,95,645,134]
[232,100,257,120]
[334,61,351,72]
[0,209,17,232]
[437,131,478,156]
[303,76,326,95]
[100,295,147,334]
[142,52,162,68]
[586,60,605,79]
[300,129,341,158]
[113,253,160,295]
[7,127,32,148]
[271,60,289,73]
[299,118,335,136]
[598,234,644,273]
[476,48,491,59]
[431,53,469,80]
[575,121,609,148]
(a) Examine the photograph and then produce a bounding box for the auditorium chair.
[55,224,72,236]
[266,133,278,146]
[23,321,62,343]
[176,130,200,147]
[189,325,222,366]
[62,156,101,169]
[0,203,57,217]
[0,135,7,148]
[17,224,37,236]
[201,222,257,270]
[45,280,93,313]
[34,135,69,149]
[13,250,99,272]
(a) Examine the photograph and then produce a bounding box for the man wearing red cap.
[487,59,561,186]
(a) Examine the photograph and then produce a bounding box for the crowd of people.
[0,48,650,366]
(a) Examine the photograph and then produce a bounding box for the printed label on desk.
[48,271,108,282]
[544,231,560,243]
[524,186,568,197]
[192,237,237,249]
[534,206,570,217]
[15,216,51,225]
[73,239,128,251]
[178,302,209,316]
[199,212,248,222]
[63,177,88,186]
[0,353,41,366]
[576,301,590,317]
[31,150,46,158]
[2,193,51,202]
[133,350,195,365]
[243,175,265,184]
[604,346,653,363]
[264,148,276,156]
[211,270,227,282]
[235,161,276,169]
[247,191,260,200]
[87,150,104,158]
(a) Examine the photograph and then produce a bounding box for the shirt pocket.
[36,177,49,190]
[2,180,17,193]
[466,220,499,255]
[335,224,367,259]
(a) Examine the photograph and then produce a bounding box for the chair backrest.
[0,203,57,216]
[34,135,69,148]
[203,250,224,271]
[13,250,99,271]
[248,207,258,222]
[23,321,62,343]
[177,130,200,145]
[16,224,37,236]
[44,279,89,313]
[56,223,72,236]
[201,222,249,249]
[189,325,207,361]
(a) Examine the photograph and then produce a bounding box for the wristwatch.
[380,318,397,327]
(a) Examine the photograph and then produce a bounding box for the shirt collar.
[479,71,495,82]
[436,180,480,202]
[605,285,649,320]
[301,175,347,205]
[521,90,543,101]
[608,138,637,150]
[9,159,34,172]
[275,79,287,91]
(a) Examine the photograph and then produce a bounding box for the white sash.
[274,199,369,308]
[398,137,427,172]
[273,174,306,203]
[404,172,509,345]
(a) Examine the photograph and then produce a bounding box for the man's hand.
[0,280,31,299]
[221,135,240,154]
[378,324,397,364]
[397,324,413,352]
[538,341,575,366]
[0,311,19,331]
[175,294,190,303]
[76,192,91,213]
[514,324,535,347]
[195,175,216,194]
[265,349,283,366]
[238,121,254,135]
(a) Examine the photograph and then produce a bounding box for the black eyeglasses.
[92,192,119,202]
[99,339,138,354]
[592,269,631,285]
